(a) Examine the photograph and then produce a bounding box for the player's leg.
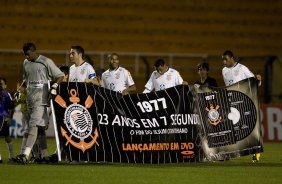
[5,135,16,162]
[31,138,41,163]
[37,106,50,163]
[37,126,49,163]
[16,106,44,164]
[0,118,16,163]
[20,113,29,154]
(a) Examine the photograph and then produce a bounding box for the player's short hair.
[22,42,36,55]
[59,65,69,75]
[154,58,165,68]
[110,53,119,57]
[0,76,7,84]
[71,45,84,57]
[222,50,234,58]
[197,62,209,71]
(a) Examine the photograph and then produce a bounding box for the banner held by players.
[53,83,202,163]
[52,77,263,163]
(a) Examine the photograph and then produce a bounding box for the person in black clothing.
[194,62,218,87]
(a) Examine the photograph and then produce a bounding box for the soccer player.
[194,62,218,87]
[0,77,16,163]
[16,42,64,164]
[143,58,188,93]
[221,50,262,162]
[222,50,261,86]
[68,46,99,85]
[101,53,136,95]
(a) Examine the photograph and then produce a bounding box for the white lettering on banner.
[267,107,282,140]
[205,95,215,101]
[129,128,188,135]
[111,115,140,128]
[98,113,109,125]
[170,114,200,125]
[141,118,160,128]
[137,97,167,113]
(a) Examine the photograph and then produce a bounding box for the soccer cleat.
[16,154,28,164]
[34,157,50,164]
[49,154,58,163]
[8,158,17,163]
[39,157,50,164]
[252,153,260,163]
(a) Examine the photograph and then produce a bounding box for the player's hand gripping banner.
[53,83,202,163]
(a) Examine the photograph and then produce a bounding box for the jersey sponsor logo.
[205,103,222,126]
[55,89,99,152]
[28,80,44,88]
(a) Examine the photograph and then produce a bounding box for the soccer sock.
[23,147,32,158]
[20,137,27,154]
[24,126,38,158]
[7,142,14,159]
[41,149,49,160]
[38,126,48,158]
[32,140,41,159]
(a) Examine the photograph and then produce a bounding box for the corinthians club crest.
[55,89,99,152]
[205,103,222,126]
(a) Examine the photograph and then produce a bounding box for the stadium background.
[0,0,281,141]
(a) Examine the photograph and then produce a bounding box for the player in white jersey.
[16,42,64,164]
[143,59,188,93]
[101,53,136,95]
[222,50,261,86]
[221,50,262,162]
[68,46,99,85]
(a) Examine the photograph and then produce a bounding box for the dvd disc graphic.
[228,90,257,141]
[228,107,240,125]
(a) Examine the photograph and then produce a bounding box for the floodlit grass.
[0,138,281,184]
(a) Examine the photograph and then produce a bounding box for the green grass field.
[0,138,281,184]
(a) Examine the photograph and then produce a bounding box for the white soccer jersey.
[69,62,96,82]
[101,67,135,93]
[143,68,183,93]
[222,63,255,86]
